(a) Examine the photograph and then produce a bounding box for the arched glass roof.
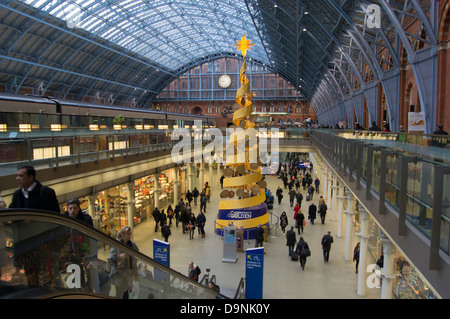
[21,0,270,70]
[0,0,439,131]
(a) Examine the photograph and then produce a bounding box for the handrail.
[233,277,245,299]
[0,208,228,299]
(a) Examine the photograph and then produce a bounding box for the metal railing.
[0,208,228,299]
[309,129,450,266]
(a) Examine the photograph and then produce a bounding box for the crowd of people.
[152,181,211,242]
[270,153,351,272]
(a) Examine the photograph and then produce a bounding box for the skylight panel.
[18,0,268,70]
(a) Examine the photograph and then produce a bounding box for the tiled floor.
[132,154,381,299]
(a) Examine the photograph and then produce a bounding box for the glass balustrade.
[0,209,225,299]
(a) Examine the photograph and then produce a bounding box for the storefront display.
[135,176,155,224]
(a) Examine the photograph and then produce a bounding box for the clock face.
[218,74,232,88]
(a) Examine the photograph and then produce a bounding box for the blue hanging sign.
[245,247,264,299]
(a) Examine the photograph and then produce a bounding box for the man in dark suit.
[9,165,60,213]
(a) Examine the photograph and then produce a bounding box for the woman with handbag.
[295,237,311,270]
[108,226,139,298]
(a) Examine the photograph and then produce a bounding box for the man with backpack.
[319,202,328,224]
[321,231,334,263]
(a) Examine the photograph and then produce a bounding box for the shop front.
[353,209,437,299]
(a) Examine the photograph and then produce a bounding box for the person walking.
[152,207,161,232]
[174,203,181,227]
[167,204,174,226]
[293,205,305,234]
[295,191,303,207]
[187,212,197,239]
[255,224,265,248]
[289,188,296,207]
[196,210,206,238]
[314,177,320,193]
[200,192,207,212]
[308,202,317,224]
[161,221,171,242]
[186,190,193,206]
[192,187,199,206]
[307,184,315,201]
[276,186,283,205]
[295,237,310,270]
[280,211,288,234]
[220,174,225,189]
[318,201,328,224]
[180,205,189,233]
[353,242,360,273]
[159,209,167,232]
[286,226,297,257]
[10,165,60,213]
[321,231,334,263]
[204,182,211,203]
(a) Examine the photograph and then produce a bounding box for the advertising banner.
[408,112,425,131]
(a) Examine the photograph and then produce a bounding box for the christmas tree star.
[233,34,255,57]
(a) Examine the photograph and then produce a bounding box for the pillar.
[326,170,332,204]
[154,189,161,208]
[216,157,222,181]
[199,161,205,189]
[380,232,396,299]
[321,165,327,198]
[173,168,180,204]
[87,194,97,221]
[336,181,346,237]
[344,190,355,261]
[357,206,370,296]
[209,162,213,184]
[126,182,135,231]
[187,163,194,191]
[331,173,338,221]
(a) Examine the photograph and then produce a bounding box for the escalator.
[0,209,230,299]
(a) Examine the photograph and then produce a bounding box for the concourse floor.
[132,157,381,299]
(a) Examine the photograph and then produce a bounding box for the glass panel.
[385,153,400,209]
[405,161,434,238]
[441,174,450,255]
[371,150,381,194]
[0,214,222,299]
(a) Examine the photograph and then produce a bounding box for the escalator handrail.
[233,277,245,299]
[0,208,228,299]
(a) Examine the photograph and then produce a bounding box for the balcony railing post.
[398,155,411,236]
[378,149,388,215]
[365,145,377,200]
[348,141,354,183]
[356,143,362,190]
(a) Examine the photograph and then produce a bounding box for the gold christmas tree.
[216,35,268,235]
